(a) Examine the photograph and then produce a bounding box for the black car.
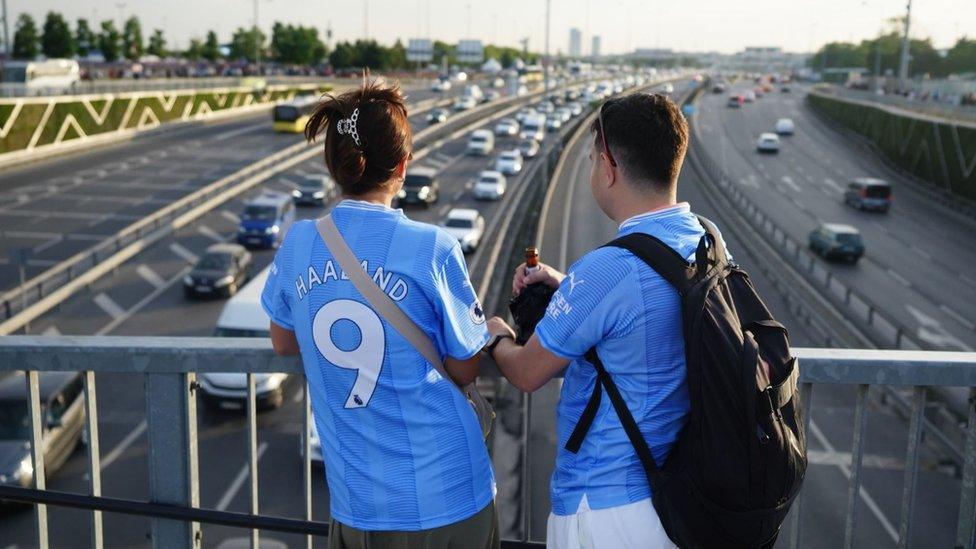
[292,175,334,206]
[395,168,440,207]
[426,108,449,125]
[0,372,85,490]
[518,139,541,159]
[183,243,252,298]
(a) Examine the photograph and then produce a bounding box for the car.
[183,243,252,299]
[844,178,892,213]
[727,94,743,108]
[712,82,728,94]
[808,223,865,263]
[536,101,555,114]
[744,90,756,102]
[0,372,84,490]
[494,150,523,175]
[292,175,334,206]
[659,82,675,94]
[492,77,505,88]
[756,133,780,153]
[453,96,477,111]
[396,167,440,207]
[440,208,485,253]
[781,85,791,93]
[554,108,572,122]
[518,138,541,159]
[546,116,563,132]
[754,87,765,98]
[520,114,546,142]
[566,102,584,116]
[482,90,501,103]
[236,192,295,249]
[515,107,537,124]
[431,79,451,92]
[466,129,494,156]
[494,118,519,136]
[426,108,449,125]
[515,85,529,97]
[473,170,507,200]
[774,118,795,135]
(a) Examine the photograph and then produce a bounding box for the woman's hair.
[305,74,412,196]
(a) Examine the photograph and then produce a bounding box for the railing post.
[146,372,201,549]
[789,382,815,549]
[83,371,104,549]
[897,386,926,548]
[844,384,870,549]
[957,387,976,549]
[26,370,49,549]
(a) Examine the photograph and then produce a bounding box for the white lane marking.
[33,236,64,254]
[216,442,269,511]
[962,274,976,286]
[807,449,904,471]
[100,420,147,470]
[453,190,465,201]
[780,175,801,193]
[221,210,241,223]
[18,194,29,204]
[822,177,844,193]
[808,421,899,542]
[437,204,451,217]
[426,156,449,168]
[42,326,61,336]
[96,265,194,335]
[906,304,974,352]
[740,174,760,188]
[198,225,225,242]
[940,304,976,331]
[911,246,932,260]
[214,123,264,141]
[886,269,911,288]
[93,293,126,319]
[136,264,166,289]
[434,152,453,163]
[169,242,199,263]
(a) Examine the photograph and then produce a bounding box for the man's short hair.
[590,93,689,193]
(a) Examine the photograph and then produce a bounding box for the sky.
[8,0,975,55]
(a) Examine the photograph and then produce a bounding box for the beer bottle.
[525,247,541,275]
[510,245,555,344]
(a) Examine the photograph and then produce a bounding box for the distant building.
[591,36,601,59]
[722,47,810,72]
[569,28,582,58]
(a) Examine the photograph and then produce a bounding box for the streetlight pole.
[253,0,260,72]
[363,0,369,40]
[115,2,126,31]
[543,0,550,94]
[897,0,912,90]
[1,0,9,59]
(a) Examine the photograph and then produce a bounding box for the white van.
[203,264,290,410]
[466,129,495,156]
[519,114,546,142]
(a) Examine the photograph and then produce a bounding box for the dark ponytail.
[305,73,412,196]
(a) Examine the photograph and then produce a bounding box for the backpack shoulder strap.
[603,232,693,292]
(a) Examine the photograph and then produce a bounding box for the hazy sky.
[9,0,975,54]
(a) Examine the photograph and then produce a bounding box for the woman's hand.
[512,262,566,296]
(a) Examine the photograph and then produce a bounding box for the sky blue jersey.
[261,200,493,531]
[536,203,729,516]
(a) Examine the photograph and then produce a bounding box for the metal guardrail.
[0,337,973,549]
[818,85,976,125]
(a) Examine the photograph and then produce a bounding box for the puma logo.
[568,272,585,295]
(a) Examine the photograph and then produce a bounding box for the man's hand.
[512,261,566,295]
[487,316,516,339]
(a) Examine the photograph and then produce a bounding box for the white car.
[426,108,449,125]
[756,133,781,153]
[546,116,563,132]
[515,108,538,124]
[536,101,555,114]
[441,208,485,253]
[494,150,523,175]
[554,108,572,122]
[567,102,583,116]
[431,79,451,92]
[774,118,795,135]
[198,373,289,410]
[466,129,494,156]
[453,96,477,111]
[494,118,519,136]
[659,82,675,94]
[473,170,507,200]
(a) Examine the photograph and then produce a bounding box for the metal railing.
[817,85,976,125]
[0,338,973,548]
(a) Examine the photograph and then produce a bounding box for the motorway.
[694,81,976,354]
[529,81,964,547]
[0,84,451,294]
[0,77,608,547]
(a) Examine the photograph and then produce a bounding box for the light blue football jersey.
[261,200,493,530]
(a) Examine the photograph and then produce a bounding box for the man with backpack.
[485,93,804,548]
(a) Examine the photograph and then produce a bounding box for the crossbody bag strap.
[316,215,453,384]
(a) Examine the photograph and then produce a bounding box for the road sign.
[457,40,484,64]
[407,39,433,63]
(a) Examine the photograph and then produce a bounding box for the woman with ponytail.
[262,76,499,548]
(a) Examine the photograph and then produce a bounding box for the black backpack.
[565,217,806,549]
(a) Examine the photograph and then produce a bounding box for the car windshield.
[501,153,517,160]
[479,177,498,185]
[0,401,30,440]
[273,106,300,122]
[197,253,232,271]
[836,233,863,245]
[865,186,891,198]
[299,179,322,189]
[445,218,473,228]
[519,140,535,149]
[471,136,486,143]
[243,205,277,221]
[404,175,432,188]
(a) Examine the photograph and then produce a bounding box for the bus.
[200,264,290,410]
[272,95,319,133]
[1,59,80,95]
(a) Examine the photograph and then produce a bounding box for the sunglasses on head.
[598,102,617,168]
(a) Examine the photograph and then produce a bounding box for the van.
[466,129,495,156]
[520,114,546,142]
[396,167,440,207]
[844,178,892,213]
[236,192,295,249]
[808,223,865,264]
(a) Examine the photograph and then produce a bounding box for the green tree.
[387,39,407,69]
[329,40,356,68]
[98,20,122,62]
[147,29,167,57]
[122,16,143,60]
[184,38,203,60]
[271,23,327,65]
[944,37,976,76]
[433,40,456,66]
[229,26,266,62]
[41,12,74,58]
[499,49,515,68]
[75,18,96,57]
[12,14,40,60]
[202,30,221,61]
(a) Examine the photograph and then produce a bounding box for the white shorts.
[546,495,677,549]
